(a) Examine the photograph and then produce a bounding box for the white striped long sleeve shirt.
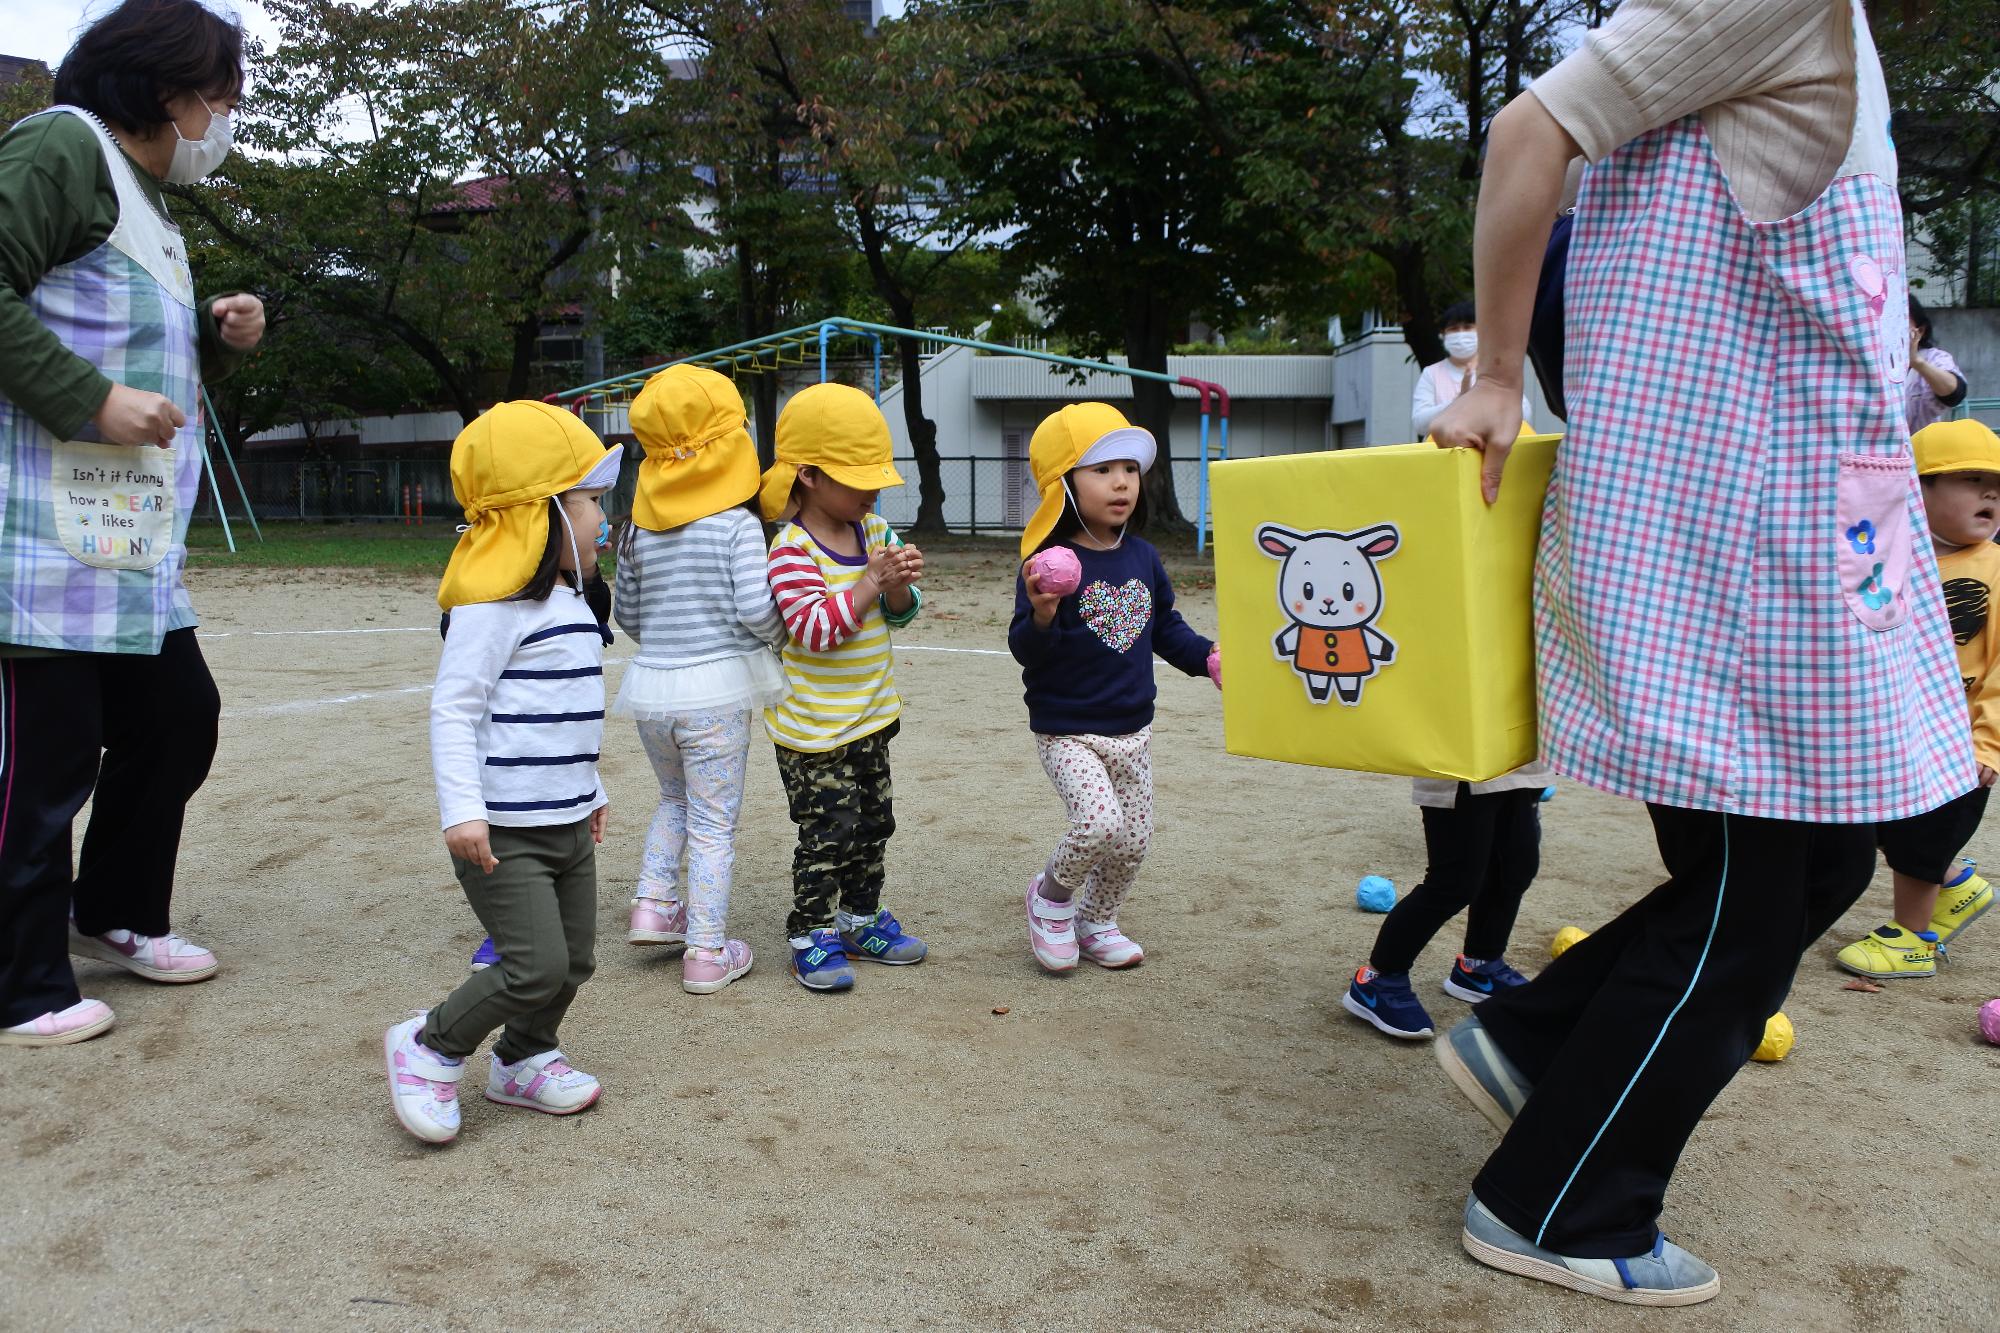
[431,587,610,830]
[613,507,786,667]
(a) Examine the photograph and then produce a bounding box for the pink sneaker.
[485,1049,600,1115]
[69,924,218,983]
[628,896,687,947]
[383,1015,463,1144]
[683,939,754,994]
[1026,875,1078,972]
[1078,921,1144,969]
[0,999,116,1047]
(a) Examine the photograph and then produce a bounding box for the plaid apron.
[0,107,201,654]
[1536,4,1971,823]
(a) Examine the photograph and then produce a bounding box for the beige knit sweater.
[1531,0,1860,223]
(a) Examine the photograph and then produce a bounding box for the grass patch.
[185,521,460,571]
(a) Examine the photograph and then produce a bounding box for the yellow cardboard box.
[1212,435,1559,781]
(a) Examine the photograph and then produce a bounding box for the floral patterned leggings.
[635,710,752,950]
[1035,728,1153,927]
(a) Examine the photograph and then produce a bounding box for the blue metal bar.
[195,415,235,553]
[201,387,262,542]
[1195,408,1212,554]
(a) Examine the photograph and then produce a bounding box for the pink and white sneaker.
[69,924,218,984]
[1026,875,1078,972]
[383,1014,463,1144]
[1,998,116,1047]
[1078,921,1144,969]
[683,939,754,994]
[628,896,687,947]
[486,1049,601,1115]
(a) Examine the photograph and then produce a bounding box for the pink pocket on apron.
[1835,454,1914,631]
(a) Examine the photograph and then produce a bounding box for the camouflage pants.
[774,721,898,938]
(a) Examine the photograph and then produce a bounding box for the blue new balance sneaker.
[470,938,500,972]
[839,908,928,965]
[1343,967,1435,1039]
[791,929,856,992]
[1444,954,1530,1003]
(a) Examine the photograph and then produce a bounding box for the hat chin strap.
[553,501,584,591]
[1061,477,1124,550]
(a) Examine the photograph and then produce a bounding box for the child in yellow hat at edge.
[1835,418,2000,981]
[383,401,622,1145]
[759,383,928,991]
[612,365,789,995]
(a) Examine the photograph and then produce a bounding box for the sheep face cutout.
[1256,523,1401,706]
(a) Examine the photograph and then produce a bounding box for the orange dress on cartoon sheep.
[1295,628,1369,677]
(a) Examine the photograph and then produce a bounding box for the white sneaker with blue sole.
[1461,1196,1720,1306]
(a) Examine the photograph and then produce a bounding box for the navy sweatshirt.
[1008,537,1214,736]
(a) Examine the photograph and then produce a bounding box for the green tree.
[177,0,685,422]
[947,0,1315,526]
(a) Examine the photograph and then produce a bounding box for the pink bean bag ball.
[1981,997,2000,1046]
[1029,547,1082,597]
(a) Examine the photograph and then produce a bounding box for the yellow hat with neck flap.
[629,365,761,531]
[757,382,904,523]
[1019,402,1156,560]
[438,400,619,610]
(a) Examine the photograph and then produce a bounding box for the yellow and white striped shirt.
[764,513,911,751]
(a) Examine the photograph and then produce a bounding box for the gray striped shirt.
[614,507,786,668]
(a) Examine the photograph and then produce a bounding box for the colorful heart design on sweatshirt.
[1078,578,1152,653]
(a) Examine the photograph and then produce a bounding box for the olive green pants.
[421,819,597,1066]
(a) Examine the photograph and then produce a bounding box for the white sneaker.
[485,1049,601,1115]
[0,998,116,1047]
[383,1015,463,1144]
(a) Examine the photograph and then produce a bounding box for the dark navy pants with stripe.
[0,629,219,1026]
[1470,805,1872,1257]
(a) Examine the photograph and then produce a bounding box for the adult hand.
[1431,379,1525,504]
[92,382,186,446]
[212,293,266,351]
[591,804,609,844]
[1025,566,1062,628]
[1980,764,1996,789]
[445,819,499,873]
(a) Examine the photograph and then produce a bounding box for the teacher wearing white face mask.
[1411,300,1533,442]
[0,0,265,1049]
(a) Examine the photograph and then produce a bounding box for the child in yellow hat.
[611,365,788,994]
[384,401,621,1145]
[1009,403,1220,973]
[1836,418,2000,981]
[758,383,928,991]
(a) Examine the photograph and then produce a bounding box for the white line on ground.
[200,626,433,639]
[218,639,1009,719]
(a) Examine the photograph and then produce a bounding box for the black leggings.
[1370,787,1541,974]
[0,629,220,1025]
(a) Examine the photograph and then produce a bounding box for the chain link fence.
[200,453,1211,535]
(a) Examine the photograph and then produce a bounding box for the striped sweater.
[764,513,914,752]
[431,586,610,829]
[613,508,786,666]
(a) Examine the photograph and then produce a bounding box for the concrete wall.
[1929,308,2000,418]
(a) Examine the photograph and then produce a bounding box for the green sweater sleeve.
[0,112,242,440]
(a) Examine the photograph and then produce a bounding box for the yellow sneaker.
[1836,924,1938,980]
[1931,864,1993,945]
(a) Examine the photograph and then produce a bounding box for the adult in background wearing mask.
[1410,300,1533,441]
[0,0,265,1047]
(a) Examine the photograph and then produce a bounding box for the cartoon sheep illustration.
[1256,523,1401,706]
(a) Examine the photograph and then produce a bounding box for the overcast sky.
[4,0,912,71]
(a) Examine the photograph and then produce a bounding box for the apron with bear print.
[1534,0,1970,823]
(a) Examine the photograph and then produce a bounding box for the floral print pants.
[636,710,752,950]
[1035,728,1153,926]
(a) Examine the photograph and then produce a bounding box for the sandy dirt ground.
[3,542,1998,1331]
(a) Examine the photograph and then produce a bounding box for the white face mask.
[166,95,233,185]
[1442,331,1479,362]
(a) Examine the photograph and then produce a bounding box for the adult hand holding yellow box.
[1212,435,1559,781]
